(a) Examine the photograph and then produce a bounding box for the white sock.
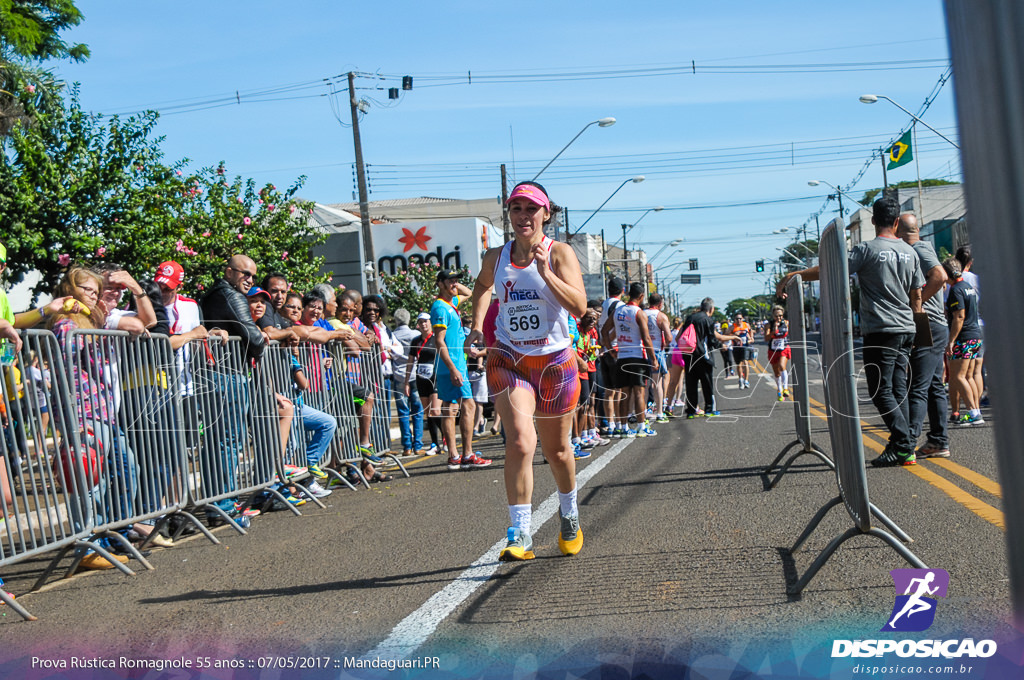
[970,409,981,417]
[558,488,578,518]
[509,504,532,536]
[781,369,789,391]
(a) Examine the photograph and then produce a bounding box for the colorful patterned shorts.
[951,338,983,361]
[486,343,580,415]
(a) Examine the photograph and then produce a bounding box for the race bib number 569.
[506,304,549,342]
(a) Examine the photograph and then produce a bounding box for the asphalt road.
[0,345,1012,679]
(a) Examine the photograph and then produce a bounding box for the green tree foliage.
[860,179,958,206]
[0,0,89,62]
[379,262,474,320]
[724,297,757,319]
[168,163,327,298]
[0,86,326,302]
[750,294,774,322]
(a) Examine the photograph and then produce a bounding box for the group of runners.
[718,312,792,400]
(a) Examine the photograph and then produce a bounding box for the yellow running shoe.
[498,527,535,561]
[558,514,584,556]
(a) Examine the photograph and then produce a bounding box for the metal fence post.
[944,0,1024,626]
[765,274,834,487]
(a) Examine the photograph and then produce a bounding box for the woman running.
[465,181,587,561]
[765,305,792,400]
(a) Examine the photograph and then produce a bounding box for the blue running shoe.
[499,527,535,561]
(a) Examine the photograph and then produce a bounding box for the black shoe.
[870,446,916,467]
[166,515,199,537]
[108,542,152,558]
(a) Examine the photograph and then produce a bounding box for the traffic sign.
[679,274,701,284]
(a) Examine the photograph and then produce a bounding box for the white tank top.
[494,237,572,355]
[614,303,647,359]
[645,309,663,351]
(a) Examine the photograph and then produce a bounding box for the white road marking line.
[368,438,634,660]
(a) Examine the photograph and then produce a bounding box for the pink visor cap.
[505,184,551,210]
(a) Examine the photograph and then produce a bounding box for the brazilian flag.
[887,130,913,170]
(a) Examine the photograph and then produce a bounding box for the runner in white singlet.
[465,181,587,562]
[644,293,673,421]
[613,283,657,436]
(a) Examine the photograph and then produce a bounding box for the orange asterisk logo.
[398,226,431,253]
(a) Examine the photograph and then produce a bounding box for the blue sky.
[55,0,958,305]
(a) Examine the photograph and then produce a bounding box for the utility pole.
[622,223,630,286]
[913,122,924,221]
[600,228,608,294]
[500,164,510,243]
[348,72,377,294]
[880,146,889,192]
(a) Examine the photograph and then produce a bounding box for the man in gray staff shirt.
[899,213,950,459]
[778,196,924,466]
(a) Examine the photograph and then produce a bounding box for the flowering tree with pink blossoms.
[0,86,327,301]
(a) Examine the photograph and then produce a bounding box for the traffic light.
[755,260,765,272]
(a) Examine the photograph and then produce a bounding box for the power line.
[101,58,949,118]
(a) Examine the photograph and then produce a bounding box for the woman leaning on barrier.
[47,266,141,570]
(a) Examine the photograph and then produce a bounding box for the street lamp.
[531,117,616,181]
[808,179,870,215]
[573,176,646,236]
[859,94,960,149]
[632,205,665,229]
[776,247,808,267]
[648,239,684,265]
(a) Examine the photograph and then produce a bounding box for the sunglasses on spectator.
[283,304,302,311]
[363,307,381,314]
[228,266,255,279]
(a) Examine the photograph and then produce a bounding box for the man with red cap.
[155,261,226,350]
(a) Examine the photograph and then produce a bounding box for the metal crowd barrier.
[257,341,332,505]
[1,330,91,621]
[316,342,407,487]
[0,327,411,622]
[765,274,834,488]
[181,335,289,528]
[32,329,163,586]
[786,219,925,596]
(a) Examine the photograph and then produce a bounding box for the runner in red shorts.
[465,181,587,562]
[765,305,792,400]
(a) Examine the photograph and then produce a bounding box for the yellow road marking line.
[904,464,1004,529]
[795,367,1003,529]
[927,458,1002,498]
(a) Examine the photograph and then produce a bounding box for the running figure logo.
[881,568,949,632]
